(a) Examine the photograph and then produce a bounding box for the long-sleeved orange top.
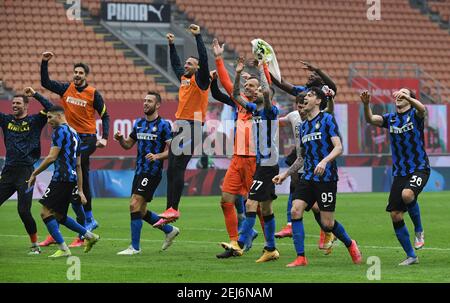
[215,58,272,156]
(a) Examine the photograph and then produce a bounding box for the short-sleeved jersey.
[300,112,340,182]
[382,108,430,176]
[246,103,279,166]
[0,111,47,167]
[129,116,172,176]
[51,124,80,182]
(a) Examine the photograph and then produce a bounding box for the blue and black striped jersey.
[382,108,430,176]
[51,124,80,182]
[245,103,279,166]
[130,116,172,176]
[0,111,47,167]
[300,111,340,182]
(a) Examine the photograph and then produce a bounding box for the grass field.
[1,192,449,283]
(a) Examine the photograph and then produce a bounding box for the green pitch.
[1,193,449,283]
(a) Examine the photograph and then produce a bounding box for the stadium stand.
[174,0,450,102]
[0,0,173,101]
[81,0,155,16]
[428,0,450,22]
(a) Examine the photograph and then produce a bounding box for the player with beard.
[39,52,110,247]
[115,92,179,255]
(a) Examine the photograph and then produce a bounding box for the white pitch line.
[0,234,449,251]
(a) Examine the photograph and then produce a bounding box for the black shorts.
[0,165,34,205]
[131,174,162,202]
[39,181,77,215]
[289,172,303,194]
[293,179,337,212]
[248,165,279,202]
[386,170,430,212]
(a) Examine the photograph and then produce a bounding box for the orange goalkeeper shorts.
[222,155,256,197]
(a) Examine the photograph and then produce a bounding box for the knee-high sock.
[142,210,173,234]
[72,203,86,238]
[292,218,305,256]
[238,212,256,247]
[263,214,276,250]
[43,216,64,244]
[130,212,143,250]
[286,193,293,224]
[393,220,416,258]
[332,220,352,247]
[221,202,238,241]
[59,216,88,236]
[407,200,423,233]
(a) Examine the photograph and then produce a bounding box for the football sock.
[292,218,305,256]
[60,216,87,236]
[286,193,293,223]
[142,210,173,234]
[221,201,239,241]
[43,216,64,244]
[263,214,276,249]
[29,233,38,245]
[71,202,86,227]
[407,200,423,233]
[393,220,416,258]
[85,210,93,223]
[130,212,143,250]
[238,212,256,248]
[234,196,245,215]
[332,221,352,248]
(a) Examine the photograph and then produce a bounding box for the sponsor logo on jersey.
[390,122,414,134]
[7,122,30,132]
[137,133,158,141]
[66,96,88,107]
[301,132,322,143]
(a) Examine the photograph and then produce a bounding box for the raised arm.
[167,33,184,81]
[212,38,234,95]
[232,57,251,110]
[189,24,210,91]
[301,60,337,94]
[93,90,110,147]
[360,91,384,127]
[210,71,235,107]
[270,72,296,96]
[394,90,426,119]
[258,61,272,111]
[24,87,53,111]
[40,52,70,96]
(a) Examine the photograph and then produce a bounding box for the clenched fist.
[42,51,54,61]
